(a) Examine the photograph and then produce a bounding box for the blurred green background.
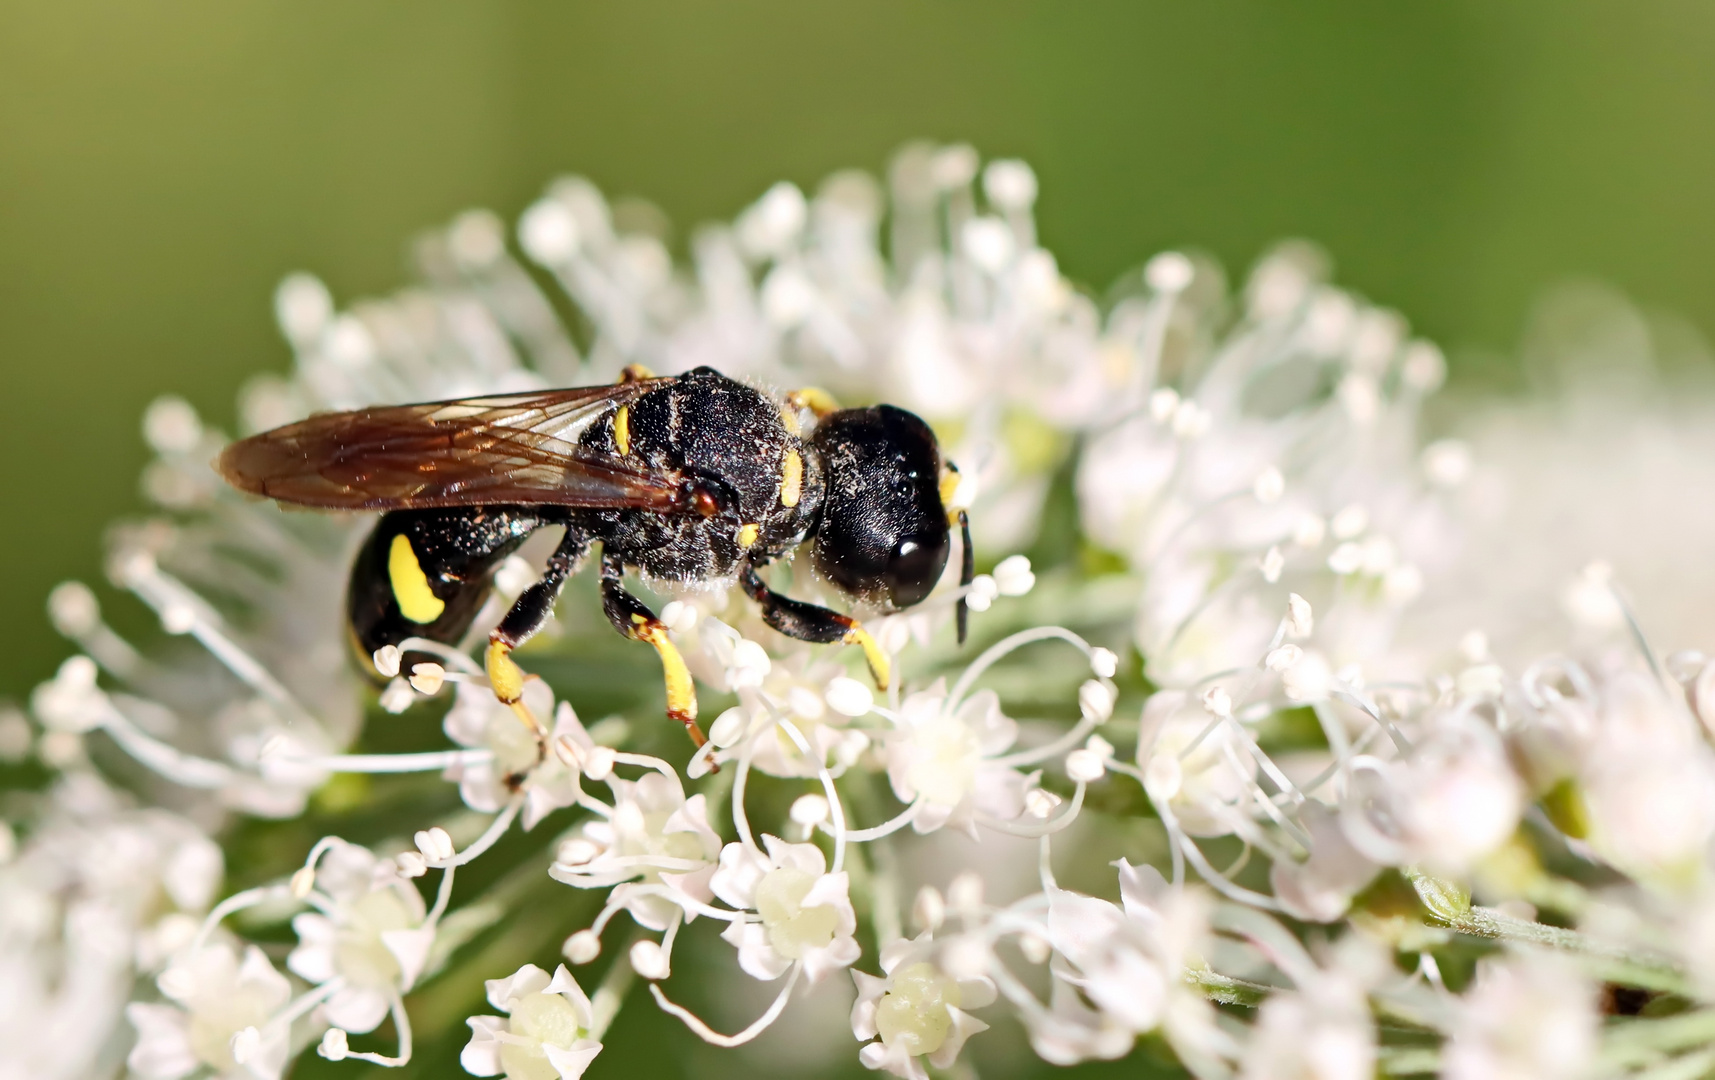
[5,3,1715,1076]
[8,1,1715,697]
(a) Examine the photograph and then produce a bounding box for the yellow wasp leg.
[840,621,892,691]
[485,638,546,737]
[629,615,705,748]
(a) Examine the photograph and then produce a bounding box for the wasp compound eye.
[811,404,950,609]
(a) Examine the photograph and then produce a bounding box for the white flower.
[1343,712,1522,874]
[882,681,1027,834]
[127,942,292,1080]
[1238,946,1378,1080]
[1270,802,1379,923]
[0,779,221,1080]
[1044,861,1205,1043]
[460,964,603,1079]
[851,934,994,1080]
[549,770,721,931]
[723,650,871,778]
[1138,691,1255,837]
[1442,952,1597,1080]
[1578,672,1715,882]
[287,839,432,1033]
[710,836,860,985]
[445,683,591,827]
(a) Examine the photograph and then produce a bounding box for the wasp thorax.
[810,405,950,609]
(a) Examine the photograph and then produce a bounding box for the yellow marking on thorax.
[786,386,840,418]
[613,405,632,455]
[736,523,761,548]
[389,534,445,623]
[780,450,803,508]
[778,401,801,437]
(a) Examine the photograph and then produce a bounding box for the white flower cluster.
[9,142,1715,1079]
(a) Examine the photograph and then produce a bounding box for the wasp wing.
[216,381,689,512]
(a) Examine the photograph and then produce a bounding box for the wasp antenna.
[956,509,973,645]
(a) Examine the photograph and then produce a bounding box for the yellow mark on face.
[939,464,963,511]
[778,402,801,437]
[389,534,445,623]
[613,405,631,455]
[737,523,761,548]
[780,450,803,508]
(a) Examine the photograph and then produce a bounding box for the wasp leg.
[739,563,890,691]
[485,525,593,756]
[598,552,705,749]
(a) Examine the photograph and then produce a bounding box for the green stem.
[588,938,639,1041]
[1406,869,1690,996]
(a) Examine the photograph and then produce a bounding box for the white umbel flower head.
[549,770,721,931]
[127,942,292,1080]
[851,934,995,1080]
[882,681,1027,835]
[460,963,603,1080]
[287,839,433,1034]
[1441,953,1597,1080]
[710,836,860,985]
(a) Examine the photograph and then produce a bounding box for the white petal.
[543,1039,604,1079]
[485,963,551,1012]
[927,1005,991,1068]
[851,971,887,1039]
[325,985,390,1034]
[545,964,596,1026]
[381,926,436,991]
[956,975,998,1009]
[237,945,291,1007]
[801,933,861,984]
[801,870,853,914]
[125,1003,198,1080]
[1116,859,1169,919]
[459,1016,506,1076]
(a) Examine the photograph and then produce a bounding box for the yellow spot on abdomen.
[614,405,631,455]
[389,534,445,623]
[780,450,803,508]
[737,523,761,548]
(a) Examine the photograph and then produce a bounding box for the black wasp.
[217,365,973,749]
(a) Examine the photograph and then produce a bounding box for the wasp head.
[810,405,951,610]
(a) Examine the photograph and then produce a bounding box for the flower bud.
[414,827,454,863]
[1079,679,1115,721]
[318,1028,350,1061]
[564,929,601,965]
[371,645,402,678]
[1089,647,1119,679]
[630,939,670,980]
[790,794,830,827]
[407,662,445,695]
[1066,748,1106,783]
[582,745,616,782]
[993,554,1036,596]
